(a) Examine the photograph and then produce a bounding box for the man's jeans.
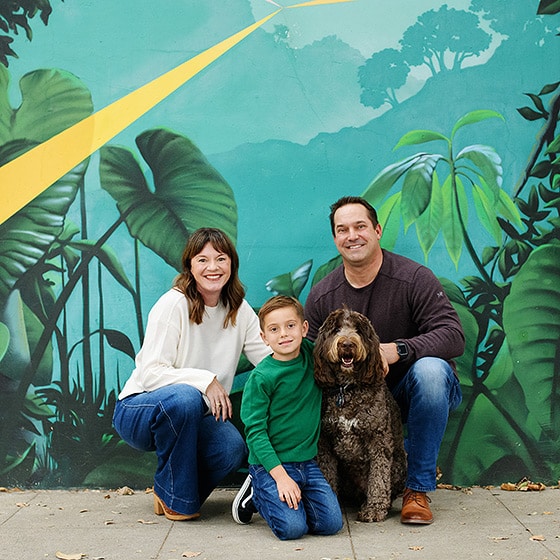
[249,460,343,540]
[391,357,462,493]
[113,384,247,515]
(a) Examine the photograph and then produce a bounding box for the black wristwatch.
[396,341,409,360]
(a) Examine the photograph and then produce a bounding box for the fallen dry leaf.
[409,546,424,551]
[501,477,546,492]
[104,520,115,525]
[500,482,517,491]
[55,552,86,560]
[116,486,134,495]
[15,502,29,508]
[182,551,201,558]
[137,518,156,524]
[0,487,8,492]
[530,535,546,541]
[490,536,509,541]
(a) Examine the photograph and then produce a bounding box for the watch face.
[397,342,408,357]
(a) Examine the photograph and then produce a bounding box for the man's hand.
[379,343,398,376]
[270,465,301,509]
[205,377,233,421]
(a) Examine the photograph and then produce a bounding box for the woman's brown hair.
[173,228,245,327]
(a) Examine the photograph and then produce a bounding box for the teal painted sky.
[5,0,558,308]
[7,0,494,154]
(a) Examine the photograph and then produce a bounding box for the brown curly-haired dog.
[314,307,407,522]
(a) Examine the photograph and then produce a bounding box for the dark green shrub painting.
[0,0,558,488]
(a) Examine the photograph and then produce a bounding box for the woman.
[113,228,270,520]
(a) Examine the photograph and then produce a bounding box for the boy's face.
[261,306,309,362]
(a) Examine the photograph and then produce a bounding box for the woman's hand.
[270,465,301,509]
[205,377,233,421]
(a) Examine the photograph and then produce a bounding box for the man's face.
[332,203,382,267]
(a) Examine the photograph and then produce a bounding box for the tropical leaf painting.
[100,128,238,271]
[0,2,558,489]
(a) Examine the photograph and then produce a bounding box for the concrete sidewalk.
[1,485,559,560]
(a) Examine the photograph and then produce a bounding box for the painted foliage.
[0,0,558,488]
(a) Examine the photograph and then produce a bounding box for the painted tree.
[400,5,492,75]
[358,48,409,109]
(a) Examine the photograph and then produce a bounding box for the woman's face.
[190,242,232,306]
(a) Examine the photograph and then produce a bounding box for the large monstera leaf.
[99,128,238,271]
[503,242,560,442]
[0,140,88,304]
[0,65,93,146]
[0,66,93,305]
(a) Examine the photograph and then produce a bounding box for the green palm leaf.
[100,128,238,271]
[503,242,560,439]
[472,184,503,245]
[456,144,503,199]
[441,176,466,267]
[362,153,427,207]
[377,192,401,250]
[451,110,504,140]
[393,129,449,149]
[401,154,443,230]
[265,260,313,298]
[415,170,443,259]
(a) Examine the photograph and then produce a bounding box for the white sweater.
[118,288,270,401]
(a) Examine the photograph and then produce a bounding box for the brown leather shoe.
[401,488,433,524]
[153,491,200,521]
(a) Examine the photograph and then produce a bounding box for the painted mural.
[0,0,558,489]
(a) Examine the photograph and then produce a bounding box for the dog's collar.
[330,383,355,407]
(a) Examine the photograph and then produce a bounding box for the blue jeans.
[249,460,343,540]
[391,357,462,493]
[113,384,247,516]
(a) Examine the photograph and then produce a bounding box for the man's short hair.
[329,196,379,235]
[258,295,305,330]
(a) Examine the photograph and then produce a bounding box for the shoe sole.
[401,517,434,525]
[231,475,253,524]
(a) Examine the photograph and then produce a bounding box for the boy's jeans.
[391,357,463,493]
[113,384,247,515]
[249,460,343,540]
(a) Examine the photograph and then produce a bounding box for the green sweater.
[241,338,321,473]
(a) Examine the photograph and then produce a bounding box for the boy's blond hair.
[258,295,305,330]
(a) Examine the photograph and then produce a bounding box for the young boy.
[232,295,343,540]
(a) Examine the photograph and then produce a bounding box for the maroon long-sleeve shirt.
[304,250,465,389]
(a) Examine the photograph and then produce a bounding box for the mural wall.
[0,0,558,489]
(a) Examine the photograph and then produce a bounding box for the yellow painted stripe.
[288,0,354,8]
[0,10,280,224]
[0,0,353,225]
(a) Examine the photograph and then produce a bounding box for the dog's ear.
[355,313,385,383]
[313,311,343,387]
[313,333,336,387]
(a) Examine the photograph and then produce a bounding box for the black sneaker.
[232,475,257,524]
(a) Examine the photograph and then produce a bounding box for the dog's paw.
[357,507,388,523]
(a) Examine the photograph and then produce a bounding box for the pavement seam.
[0,490,39,525]
[154,517,175,559]
[491,489,560,560]
[343,507,358,560]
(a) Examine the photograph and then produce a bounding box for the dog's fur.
[314,307,407,522]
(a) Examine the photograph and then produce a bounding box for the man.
[304,196,464,525]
